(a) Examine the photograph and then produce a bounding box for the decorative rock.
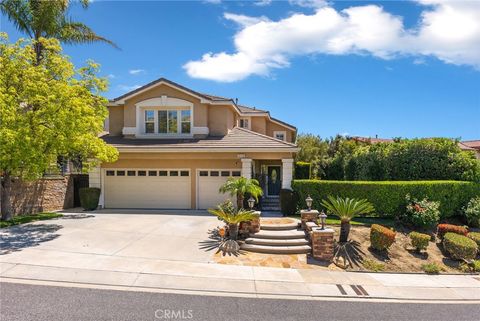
[311,227,335,262]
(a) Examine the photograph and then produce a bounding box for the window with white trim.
[145,110,155,134]
[274,131,286,141]
[144,109,191,134]
[239,118,250,129]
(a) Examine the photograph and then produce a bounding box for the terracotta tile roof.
[101,127,297,151]
[237,105,267,114]
[351,136,393,143]
[461,140,480,150]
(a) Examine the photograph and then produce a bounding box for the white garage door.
[104,169,191,209]
[197,169,241,210]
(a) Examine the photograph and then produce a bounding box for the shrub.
[79,187,101,211]
[421,263,442,274]
[292,180,480,218]
[464,196,480,228]
[362,259,385,272]
[279,189,298,216]
[402,194,440,228]
[370,224,396,251]
[467,232,480,248]
[409,231,431,251]
[437,224,468,239]
[295,162,311,179]
[443,232,478,260]
[460,260,480,272]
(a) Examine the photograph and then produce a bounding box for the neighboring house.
[89,78,298,210]
[459,140,480,159]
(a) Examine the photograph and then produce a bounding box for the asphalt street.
[1,282,479,321]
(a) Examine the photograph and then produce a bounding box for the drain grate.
[336,284,369,296]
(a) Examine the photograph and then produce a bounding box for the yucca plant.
[208,201,258,240]
[321,195,375,243]
[219,177,263,209]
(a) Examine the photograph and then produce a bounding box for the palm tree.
[1,0,118,63]
[208,201,258,240]
[219,177,263,209]
[321,195,375,243]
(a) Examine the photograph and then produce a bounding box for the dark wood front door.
[267,166,281,196]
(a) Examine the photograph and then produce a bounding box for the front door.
[267,166,281,196]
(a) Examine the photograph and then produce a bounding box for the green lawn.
[289,214,395,227]
[0,212,63,228]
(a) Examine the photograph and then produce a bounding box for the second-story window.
[151,109,191,135]
[239,118,250,129]
[181,110,191,134]
[145,110,155,133]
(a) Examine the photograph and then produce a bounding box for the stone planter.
[239,211,261,235]
[300,209,318,229]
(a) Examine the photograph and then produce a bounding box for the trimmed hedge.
[409,231,431,251]
[292,180,480,218]
[79,187,101,211]
[437,224,468,239]
[467,232,480,248]
[370,224,396,251]
[443,232,478,260]
[279,189,298,216]
[295,162,311,179]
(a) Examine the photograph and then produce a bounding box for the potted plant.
[219,177,263,209]
[321,195,375,243]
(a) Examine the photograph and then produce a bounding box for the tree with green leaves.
[219,177,263,209]
[0,34,118,221]
[0,0,117,63]
[295,133,329,178]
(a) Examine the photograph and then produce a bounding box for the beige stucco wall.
[266,120,295,143]
[101,151,294,208]
[108,105,124,136]
[207,105,235,136]
[122,84,208,128]
[251,117,267,135]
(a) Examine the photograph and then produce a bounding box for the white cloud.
[289,0,329,9]
[118,84,141,91]
[203,0,222,4]
[254,0,272,6]
[184,1,480,82]
[106,74,115,79]
[129,69,146,75]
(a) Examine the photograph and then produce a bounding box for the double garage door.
[104,168,240,209]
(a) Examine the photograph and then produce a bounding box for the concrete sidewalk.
[1,258,479,301]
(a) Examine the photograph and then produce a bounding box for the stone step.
[261,206,281,211]
[251,229,306,240]
[245,237,310,246]
[260,222,300,231]
[241,243,311,254]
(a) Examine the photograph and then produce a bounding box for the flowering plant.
[402,194,440,228]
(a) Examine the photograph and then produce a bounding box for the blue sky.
[1,0,479,140]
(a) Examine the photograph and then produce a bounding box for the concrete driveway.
[0,210,222,266]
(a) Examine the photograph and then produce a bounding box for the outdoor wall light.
[306,195,313,211]
[318,211,327,230]
[248,196,255,210]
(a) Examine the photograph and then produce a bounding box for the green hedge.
[295,162,311,179]
[292,180,480,218]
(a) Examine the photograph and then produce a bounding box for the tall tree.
[0,34,118,220]
[0,0,117,63]
[295,134,328,178]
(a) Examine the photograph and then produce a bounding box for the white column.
[241,158,252,179]
[282,158,294,189]
[88,164,104,208]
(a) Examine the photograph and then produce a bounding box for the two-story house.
[89,78,298,210]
